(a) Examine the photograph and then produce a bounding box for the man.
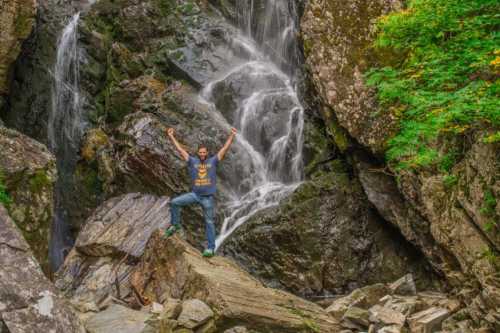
[164,127,237,257]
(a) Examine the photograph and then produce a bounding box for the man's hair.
[197,144,209,152]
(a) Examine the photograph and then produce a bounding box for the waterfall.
[201,0,305,250]
[48,12,86,271]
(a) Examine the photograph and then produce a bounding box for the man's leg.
[165,192,197,237]
[199,196,216,254]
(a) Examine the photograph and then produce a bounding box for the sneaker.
[163,224,181,238]
[202,249,215,258]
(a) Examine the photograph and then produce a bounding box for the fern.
[366,0,500,171]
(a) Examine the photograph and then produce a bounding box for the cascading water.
[48,12,87,271]
[200,0,305,250]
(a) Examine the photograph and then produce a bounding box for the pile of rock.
[326,274,495,333]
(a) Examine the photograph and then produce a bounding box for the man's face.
[197,147,208,161]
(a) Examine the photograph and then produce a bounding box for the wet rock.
[0,126,56,272]
[0,204,85,332]
[407,307,450,333]
[0,0,36,100]
[223,161,434,297]
[84,303,153,333]
[131,233,341,332]
[177,299,214,329]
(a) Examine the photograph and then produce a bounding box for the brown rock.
[0,126,56,272]
[368,305,406,327]
[0,205,85,332]
[132,233,341,332]
[407,307,450,333]
[0,0,36,95]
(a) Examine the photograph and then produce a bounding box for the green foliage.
[483,131,500,143]
[443,174,458,188]
[366,0,500,170]
[0,170,11,206]
[480,189,497,216]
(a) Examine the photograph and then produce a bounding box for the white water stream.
[199,0,305,250]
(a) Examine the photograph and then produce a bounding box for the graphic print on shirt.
[195,163,211,187]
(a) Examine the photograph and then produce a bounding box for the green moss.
[29,169,52,194]
[480,188,497,216]
[0,169,11,206]
[443,174,458,188]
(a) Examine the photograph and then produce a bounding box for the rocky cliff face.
[0,126,56,272]
[301,0,499,328]
[0,205,85,332]
[0,0,36,109]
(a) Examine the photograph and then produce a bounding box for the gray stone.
[389,274,417,296]
[177,299,214,329]
[84,304,153,333]
[0,205,85,333]
[407,307,450,333]
[368,305,406,327]
[342,307,370,327]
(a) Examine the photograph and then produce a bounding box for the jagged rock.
[368,305,406,327]
[326,283,390,319]
[74,193,170,257]
[407,307,450,333]
[0,205,85,332]
[131,233,341,332]
[0,0,36,98]
[417,292,461,313]
[84,304,154,333]
[55,193,170,306]
[177,299,214,329]
[379,295,422,317]
[0,126,56,272]
[342,306,370,327]
[389,274,417,296]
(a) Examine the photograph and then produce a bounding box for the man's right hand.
[167,128,175,137]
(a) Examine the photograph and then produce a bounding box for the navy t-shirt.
[188,155,218,196]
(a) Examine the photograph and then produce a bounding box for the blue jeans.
[170,192,216,250]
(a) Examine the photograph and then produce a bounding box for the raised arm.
[167,128,189,161]
[217,127,237,161]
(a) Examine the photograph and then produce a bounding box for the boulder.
[55,193,170,307]
[0,126,56,272]
[326,283,390,320]
[131,233,341,332]
[342,307,370,328]
[223,162,434,296]
[389,274,417,296]
[368,305,406,327]
[407,307,450,333]
[84,304,154,333]
[0,204,85,332]
[177,299,214,329]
